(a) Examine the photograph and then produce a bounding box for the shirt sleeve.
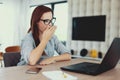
[53,35,71,55]
[20,35,35,64]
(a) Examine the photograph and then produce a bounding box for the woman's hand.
[39,57,56,66]
[41,26,57,42]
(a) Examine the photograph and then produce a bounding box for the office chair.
[3,52,21,67]
[0,52,3,67]
[5,45,21,52]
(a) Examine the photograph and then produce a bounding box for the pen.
[62,72,67,78]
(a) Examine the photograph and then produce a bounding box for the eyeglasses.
[40,17,56,26]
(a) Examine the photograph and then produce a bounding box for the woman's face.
[37,12,52,33]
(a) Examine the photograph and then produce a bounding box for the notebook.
[61,38,120,75]
[42,70,78,80]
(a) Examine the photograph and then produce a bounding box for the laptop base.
[61,62,100,75]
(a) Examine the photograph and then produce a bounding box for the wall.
[29,0,67,6]
[0,0,30,52]
[67,0,120,55]
[0,0,22,51]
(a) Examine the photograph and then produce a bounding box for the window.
[54,3,68,41]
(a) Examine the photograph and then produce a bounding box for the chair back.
[3,52,21,67]
[0,52,3,60]
[5,46,21,52]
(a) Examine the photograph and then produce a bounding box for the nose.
[49,22,52,26]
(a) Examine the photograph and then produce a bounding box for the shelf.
[72,55,102,61]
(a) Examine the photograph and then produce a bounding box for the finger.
[40,64,44,66]
[40,63,46,66]
[51,25,56,27]
[45,26,50,31]
[49,26,57,31]
[52,26,57,30]
[46,25,50,28]
[53,26,57,31]
[44,25,51,31]
[47,27,54,33]
[51,27,57,33]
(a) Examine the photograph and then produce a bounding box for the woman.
[18,5,71,66]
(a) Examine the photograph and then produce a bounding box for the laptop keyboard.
[85,64,99,71]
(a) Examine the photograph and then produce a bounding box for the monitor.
[72,15,106,41]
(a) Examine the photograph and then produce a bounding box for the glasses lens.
[51,17,56,26]
[44,20,50,25]
[41,17,56,25]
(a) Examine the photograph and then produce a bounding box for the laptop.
[61,38,120,75]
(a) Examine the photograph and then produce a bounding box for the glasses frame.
[40,17,56,26]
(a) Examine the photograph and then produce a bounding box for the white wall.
[0,0,30,52]
[67,0,120,55]
[0,0,22,52]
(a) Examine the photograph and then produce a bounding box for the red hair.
[28,5,53,46]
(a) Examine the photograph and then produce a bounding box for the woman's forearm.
[52,53,71,62]
[39,53,71,65]
[29,40,48,65]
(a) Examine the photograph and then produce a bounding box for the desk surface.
[0,58,120,80]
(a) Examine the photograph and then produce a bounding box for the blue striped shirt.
[17,32,71,65]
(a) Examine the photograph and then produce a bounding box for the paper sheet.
[42,70,78,80]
